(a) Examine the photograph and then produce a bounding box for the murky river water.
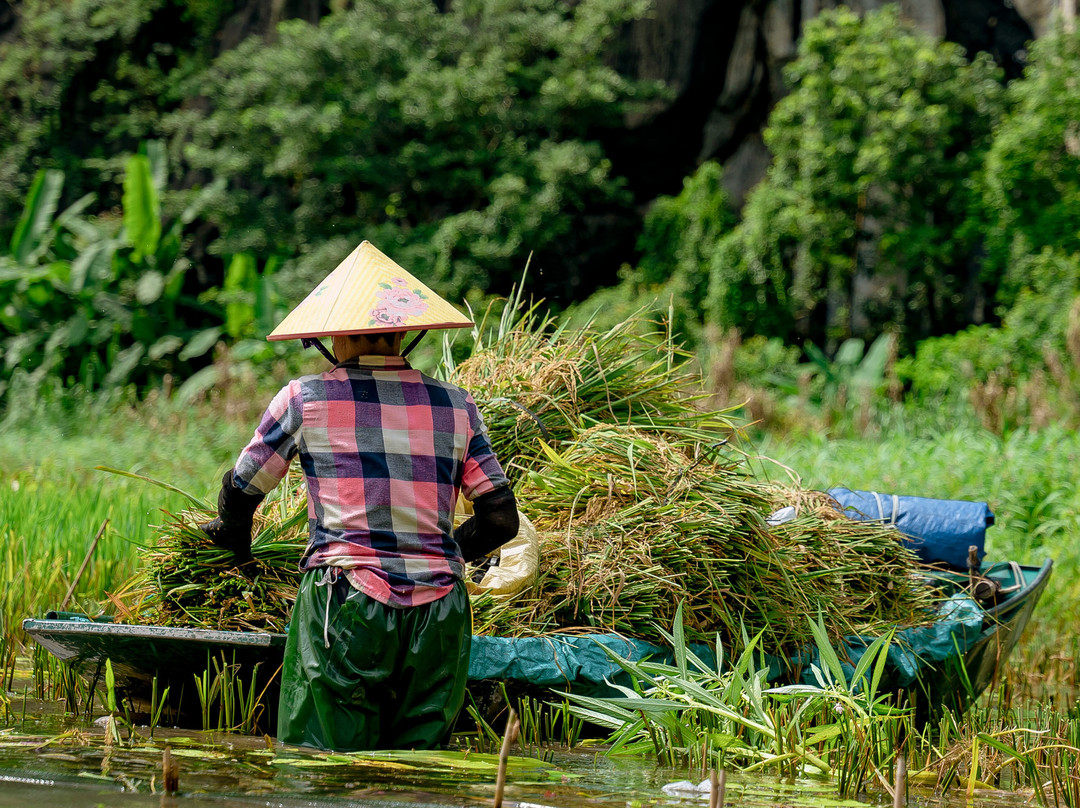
[0,719,1040,807]
[0,693,1036,807]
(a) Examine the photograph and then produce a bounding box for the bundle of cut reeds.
[447,301,738,483]
[108,472,307,632]
[470,426,937,651]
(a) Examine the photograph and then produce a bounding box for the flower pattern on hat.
[369,279,429,327]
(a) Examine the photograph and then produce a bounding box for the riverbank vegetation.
[3,1,1080,802]
[3,5,1080,416]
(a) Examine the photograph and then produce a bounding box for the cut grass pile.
[470,425,935,648]
[109,305,937,654]
[445,298,737,482]
[106,470,308,633]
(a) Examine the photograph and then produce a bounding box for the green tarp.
[467,593,985,690]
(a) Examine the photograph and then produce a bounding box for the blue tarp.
[792,593,985,687]
[827,487,994,570]
[467,593,985,690]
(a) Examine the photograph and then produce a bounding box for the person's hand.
[198,469,264,566]
[198,517,255,564]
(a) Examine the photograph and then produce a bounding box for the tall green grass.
[0,391,254,646]
[0,478,185,623]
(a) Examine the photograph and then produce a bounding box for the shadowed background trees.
[2,0,1079,431]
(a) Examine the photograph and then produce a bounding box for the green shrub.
[897,249,1080,401]
[709,5,1004,348]
[980,28,1080,282]
[998,248,1080,352]
[632,162,734,342]
[895,325,1015,399]
[708,183,803,341]
[0,146,289,410]
[566,161,734,345]
[166,0,653,300]
[732,334,803,386]
[893,249,1080,433]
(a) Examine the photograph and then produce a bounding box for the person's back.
[234,355,508,606]
[199,242,518,751]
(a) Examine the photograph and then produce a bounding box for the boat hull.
[24,559,1052,728]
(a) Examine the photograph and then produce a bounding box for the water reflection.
[0,706,1040,808]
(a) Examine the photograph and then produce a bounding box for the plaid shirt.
[232,356,509,608]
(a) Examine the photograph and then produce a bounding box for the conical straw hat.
[267,241,472,341]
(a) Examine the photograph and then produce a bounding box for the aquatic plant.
[562,605,1080,805]
[565,606,911,798]
[464,684,584,759]
[147,675,171,739]
[193,653,270,734]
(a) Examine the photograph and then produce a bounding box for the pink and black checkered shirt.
[232,355,509,608]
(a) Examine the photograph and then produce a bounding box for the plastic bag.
[466,511,539,598]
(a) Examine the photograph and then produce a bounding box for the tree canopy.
[4,2,1080,415]
[981,28,1080,298]
[164,0,652,301]
[708,6,1005,349]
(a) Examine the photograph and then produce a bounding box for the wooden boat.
[909,558,1053,718]
[23,558,1052,729]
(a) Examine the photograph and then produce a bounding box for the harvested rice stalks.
[109,471,307,632]
[447,301,738,482]
[471,426,937,652]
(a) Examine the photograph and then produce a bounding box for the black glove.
[455,486,519,563]
[199,470,265,561]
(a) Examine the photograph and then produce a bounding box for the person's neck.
[332,334,402,362]
[336,348,399,361]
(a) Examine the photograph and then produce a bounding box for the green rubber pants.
[276,571,471,752]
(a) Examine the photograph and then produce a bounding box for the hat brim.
[268,321,472,341]
[266,241,473,341]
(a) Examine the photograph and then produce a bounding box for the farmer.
[200,241,518,751]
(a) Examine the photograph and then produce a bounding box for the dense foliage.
[981,30,1080,286]
[894,249,1080,432]
[0,145,292,409]
[169,0,650,300]
[0,0,229,237]
[2,2,1080,432]
[567,161,734,342]
[0,0,651,408]
[0,0,653,303]
[574,9,1080,432]
[711,6,1005,348]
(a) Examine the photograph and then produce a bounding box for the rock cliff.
[609,0,1045,207]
